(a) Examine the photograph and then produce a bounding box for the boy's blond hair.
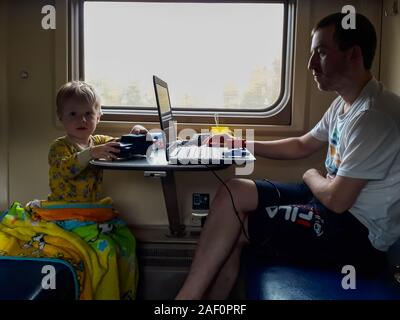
[56,81,101,118]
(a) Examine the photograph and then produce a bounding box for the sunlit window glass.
[84,2,284,111]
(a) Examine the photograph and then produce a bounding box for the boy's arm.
[90,135,121,160]
[48,142,90,179]
[49,137,121,178]
[93,135,115,144]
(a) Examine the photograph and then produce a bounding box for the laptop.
[153,75,255,165]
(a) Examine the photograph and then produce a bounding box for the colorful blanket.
[0,200,138,300]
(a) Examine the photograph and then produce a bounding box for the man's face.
[59,101,100,143]
[308,25,350,91]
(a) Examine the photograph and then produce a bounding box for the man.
[176,12,400,300]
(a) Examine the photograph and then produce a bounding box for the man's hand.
[90,141,120,160]
[302,168,324,182]
[302,167,367,213]
[204,133,246,148]
[130,125,148,134]
[326,173,335,181]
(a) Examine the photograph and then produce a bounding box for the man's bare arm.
[252,132,325,160]
[303,168,367,213]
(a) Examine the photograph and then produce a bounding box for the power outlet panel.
[191,215,203,227]
[192,193,209,211]
[191,193,209,227]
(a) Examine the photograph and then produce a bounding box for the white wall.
[381,0,400,95]
[7,0,59,208]
[0,0,9,211]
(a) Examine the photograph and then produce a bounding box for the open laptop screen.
[153,75,177,160]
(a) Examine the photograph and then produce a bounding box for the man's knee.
[237,224,251,247]
[214,178,258,213]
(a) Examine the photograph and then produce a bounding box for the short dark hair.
[312,12,377,70]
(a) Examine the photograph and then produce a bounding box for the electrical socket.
[192,193,209,211]
[191,214,202,227]
[191,193,209,227]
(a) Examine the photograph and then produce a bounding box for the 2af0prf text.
[154,304,247,318]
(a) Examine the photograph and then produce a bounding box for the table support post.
[160,172,186,237]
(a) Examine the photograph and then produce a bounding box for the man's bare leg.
[176,178,258,300]
[203,231,249,300]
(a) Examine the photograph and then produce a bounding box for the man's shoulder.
[349,109,399,140]
[369,85,400,122]
[379,86,400,109]
[320,96,344,119]
[377,80,400,101]
[358,109,394,125]
[345,80,400,126]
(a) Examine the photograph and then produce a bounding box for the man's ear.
[349,45,363,65]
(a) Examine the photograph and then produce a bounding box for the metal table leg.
[160,172,186,237]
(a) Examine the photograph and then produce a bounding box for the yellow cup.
[210,126,232,135]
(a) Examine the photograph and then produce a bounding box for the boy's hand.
[130,125,148,134]
[90,142,120,160]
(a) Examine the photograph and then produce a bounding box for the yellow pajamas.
[48,135,113,202]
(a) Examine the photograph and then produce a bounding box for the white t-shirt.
[310,78,400,251]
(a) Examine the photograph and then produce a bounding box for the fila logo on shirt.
[265,205,324,237]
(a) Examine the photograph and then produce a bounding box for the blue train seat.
[243,239,400,300]
[0,256,79,300]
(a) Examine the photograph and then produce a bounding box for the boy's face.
[59,101,101,143]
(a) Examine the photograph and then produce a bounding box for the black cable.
[205,168,283,244]
[206,166,250,242]
[262,179,281,200]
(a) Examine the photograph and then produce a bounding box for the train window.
[73,0,295,125]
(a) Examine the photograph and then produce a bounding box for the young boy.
[48,80,147,202]
[43,81,144,299]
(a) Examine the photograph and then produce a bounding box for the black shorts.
[247,180,386,273]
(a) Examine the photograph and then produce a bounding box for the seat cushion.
[245,263,400,300]
[242,243,400,300]
[0,257,79,300]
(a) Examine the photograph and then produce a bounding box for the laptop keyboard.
[170,145,222,160]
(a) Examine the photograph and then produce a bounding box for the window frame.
[68,0,296,126]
